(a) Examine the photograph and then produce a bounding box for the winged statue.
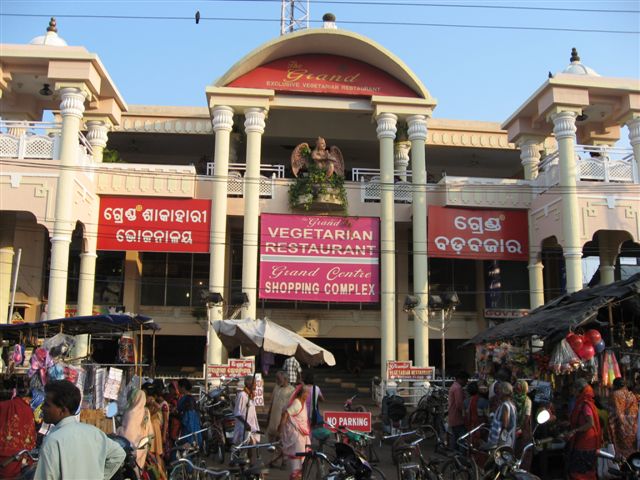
[291,137,345,178]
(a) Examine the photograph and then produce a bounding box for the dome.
[29,18,68,47]
[561,48,599,76]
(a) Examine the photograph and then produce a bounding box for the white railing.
[204,162,285,199]
[537,145,637,186]
[352,168,415,203]
[0,121,60,160]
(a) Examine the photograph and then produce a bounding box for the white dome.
[29,18,68,47]
[561,48,600,76]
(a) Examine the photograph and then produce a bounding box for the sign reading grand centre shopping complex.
[259,214,380,302]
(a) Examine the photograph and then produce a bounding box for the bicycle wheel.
[439,457,478,480]
[408,409,428,430]
[370,465,386,480]
[301,455,325,480]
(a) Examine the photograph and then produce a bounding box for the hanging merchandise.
[566,333,584,352]
[12,344,25,366]
[595,339,606,354]
[42,333,75,358]
[118,334,135,364]
[585,329,602,346]
[47,363,65,381]
[549,339,582,374]
[601,350,622,387]
[577,342,596,361]
[28,347,53,386]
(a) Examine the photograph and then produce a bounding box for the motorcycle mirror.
[105,402,118,419]
[536,409,551,425]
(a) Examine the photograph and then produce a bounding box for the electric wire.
[1,12,638,35]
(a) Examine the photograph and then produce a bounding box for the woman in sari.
[608,378,639,458]
[142,384,167,480]
[279,384,310,480]
[464,381,489,466]
[118,388,153,473]
[0,380,36,479]
[565,379,602,480]
[514,379,533,471]
[177,378,202,447]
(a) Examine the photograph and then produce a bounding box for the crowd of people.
[447,369,640,479]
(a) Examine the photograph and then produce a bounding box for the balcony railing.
[537,145,637,187]
[204,162,285,199]
[0,120,94,173]
[352,167,415,203]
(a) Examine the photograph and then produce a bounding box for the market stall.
[0,314,160,433]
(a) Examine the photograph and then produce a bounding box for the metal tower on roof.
[280,0,310,35]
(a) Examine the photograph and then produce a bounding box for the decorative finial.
[570,48,580,63]
[322,13,336,22]
[47,17,57,33]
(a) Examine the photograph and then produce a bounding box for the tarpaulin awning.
[466,273,640,345]
[0,314,159,342]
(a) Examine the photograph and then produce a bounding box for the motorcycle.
[345,394,368,413]
[597,450,640,479]
[202,376,237,463]
[107,435,152,480]
[381,389,407,436]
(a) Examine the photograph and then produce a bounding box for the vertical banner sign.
[254,373,264,407]
[259,214,380,302]
[427,206,528,261]
[97,196,211,253]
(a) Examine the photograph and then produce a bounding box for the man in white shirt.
[34,380,125,480]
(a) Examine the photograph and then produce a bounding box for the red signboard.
[97,196,211,253]
[259,214,380,303]
[427,206,528,261]
[324,411,372,433]
[228,54,419,98]
[387,360,434,380]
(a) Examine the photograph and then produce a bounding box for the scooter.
[106,401,153,480]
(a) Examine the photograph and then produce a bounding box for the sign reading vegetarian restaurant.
[427,206,528,261]
[228,54,419,98]
[97,196,211,253]
[259,214,380,302]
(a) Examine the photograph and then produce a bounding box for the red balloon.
[567,334,584,352]
[585,329,602,345]
[578,343,595,360]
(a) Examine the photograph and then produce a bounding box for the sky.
[1,0,639,127]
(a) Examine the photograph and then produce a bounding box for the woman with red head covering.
[565,379,602,480]
[0,379,36,479]
[278,384,310,480]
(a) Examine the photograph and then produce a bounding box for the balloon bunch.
[565,329,605,361]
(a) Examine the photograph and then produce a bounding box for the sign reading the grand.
[97,196,211,252]
[228,54,419,98]
[259,214,380,302]
[427,206,528,261]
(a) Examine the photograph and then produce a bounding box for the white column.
[408,115,429,367]
[518,138,542,181]
[627,116,640,180]
[394,140,411,182]
[208,106,234,365]
[528,250,544,309]
[241,108,266,320]
[74,120,109,357]
[598,233,618,286]
[0,214,16,323]
[551,110,582,293]
[376,112,397,377]
[48,87,87,320]
[85,120,109,163]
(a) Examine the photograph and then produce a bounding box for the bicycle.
[334,425,380,464]
[1,449,39,479]
[169,458,230,480]
[408,386,448,440]
[228,438,279,479]
[384,428,441,480]
[299,440,386,480]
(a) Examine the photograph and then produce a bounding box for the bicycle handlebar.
[383,430,418,441]
[1,449,38,468]
[233,441,280,451]
[170,458,230,478]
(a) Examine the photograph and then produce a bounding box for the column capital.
[58,87,88,119]
[244,107,267,134]
[407,115,428,141]
[549,110,578,140]
[212,106,234,133]
[517,137,543,178]
[626,115,640,146]
[85,119,110,149]
[376,112,398,140]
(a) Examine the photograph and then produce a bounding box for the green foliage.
[102,148,124,163]
[288,161,348,212]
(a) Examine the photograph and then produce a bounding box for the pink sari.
[282,396,310,477]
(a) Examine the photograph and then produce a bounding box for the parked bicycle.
[169,458,230,480]
[228,439,279,480]
[199,377,237,463]
[408,385,448,440]
[384,428,441,480]
[299,441,386,480]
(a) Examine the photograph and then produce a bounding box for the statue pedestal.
[294,189,345,212]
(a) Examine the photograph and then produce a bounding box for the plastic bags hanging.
[42,333,76,358]
[549,339,582,375]
[601,350,622,387]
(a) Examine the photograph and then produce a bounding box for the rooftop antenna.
[280,0,310,35]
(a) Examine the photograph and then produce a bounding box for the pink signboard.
[259,214,380,303]
[97,196,211,253]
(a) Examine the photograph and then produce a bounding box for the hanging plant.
[288,161,348,212]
